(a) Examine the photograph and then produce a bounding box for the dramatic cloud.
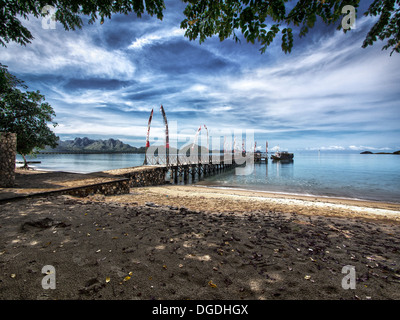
[1,1,399,151]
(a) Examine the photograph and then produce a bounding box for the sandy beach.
[1,176,400,300]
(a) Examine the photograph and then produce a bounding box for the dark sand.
[1,181,400,300]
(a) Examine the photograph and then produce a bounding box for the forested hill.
[42,137,145,153]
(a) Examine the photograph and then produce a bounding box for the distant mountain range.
[41,137,146,153]
[360,150,400,154]
[41,137,212,154]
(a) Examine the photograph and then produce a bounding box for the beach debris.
[146,202,159,208]
[208,280,217,288]
[10,274,16,279]
[21,217,69,231]
[304,275,311,280]
[106,277,111,283]
[79,278,104,295]
[179,207,189,214]
[123,272,132,282]
[122,247,135,253]
[224,278,233,286]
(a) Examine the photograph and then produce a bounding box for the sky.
[1,0,400,152]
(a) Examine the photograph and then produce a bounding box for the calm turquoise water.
[17,152,400,203]
[197,153,400,203]
[17,153,146,173]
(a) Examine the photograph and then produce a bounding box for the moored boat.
[271,151,294,161]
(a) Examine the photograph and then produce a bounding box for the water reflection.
[270,159,294,179]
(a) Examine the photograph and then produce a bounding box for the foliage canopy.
[0,64,59,166]
[0,0,399,55]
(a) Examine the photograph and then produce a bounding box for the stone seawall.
[64,178,130,197]
[118,167,168,187]
[0,132,17,188]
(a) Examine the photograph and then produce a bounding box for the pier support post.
[191,165,195,182]
[173,167,178,184]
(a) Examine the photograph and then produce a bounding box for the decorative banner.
[203,124,209,151]
[192,126,202,150]
[160,105,169,149]
[145,108,153,148]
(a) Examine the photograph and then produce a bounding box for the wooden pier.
[254,152,268,163]
[144,153,251,184]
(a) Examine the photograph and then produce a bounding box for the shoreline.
[11,167,400,206]
[90,184,400,223]
[193,184,400,206]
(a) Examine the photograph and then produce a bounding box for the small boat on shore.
[16,161,41,164]
[271,151,294,161]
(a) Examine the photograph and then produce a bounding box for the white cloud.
[201,17,400,138]
[349,145,391,151]
[128,27,185,50]
[0,17,136,79]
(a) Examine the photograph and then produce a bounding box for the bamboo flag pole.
[203,124,209,152]
[192,126,202,151]
[143,108,153,165]
[160,105,169,166]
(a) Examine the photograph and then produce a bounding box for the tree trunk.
[21,154,30,169]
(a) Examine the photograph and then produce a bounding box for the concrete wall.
[0,132,17,187]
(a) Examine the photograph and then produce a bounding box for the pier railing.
[144,153,253,167]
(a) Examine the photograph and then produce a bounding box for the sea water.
[16,153,146,173]
[197,152,400,203]
[17,152,400,203]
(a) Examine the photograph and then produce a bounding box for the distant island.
[41,137,146,154]
[360,150,400,155]
[40,137,212,154]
